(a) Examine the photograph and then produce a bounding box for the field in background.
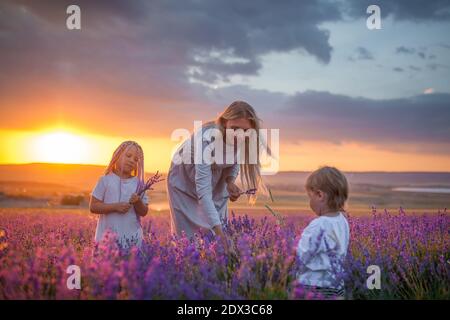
[0,164,449,217]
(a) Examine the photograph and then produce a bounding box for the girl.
[167,101,268,247]
[296,166,350,299]
[90,141,149,248]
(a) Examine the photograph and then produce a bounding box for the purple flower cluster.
[137,171,164,197]
[0,208,448,299]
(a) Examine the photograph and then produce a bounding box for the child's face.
[116,146,139,175]
[307,188,327,215]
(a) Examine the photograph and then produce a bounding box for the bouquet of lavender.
[137,171,164,197]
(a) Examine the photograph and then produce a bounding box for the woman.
[167,101,267,245]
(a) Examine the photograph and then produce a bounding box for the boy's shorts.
[293,284,345,300]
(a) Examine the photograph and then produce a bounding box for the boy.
[296,166,350,299]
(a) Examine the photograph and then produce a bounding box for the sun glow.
[0,127,176,171]
[2,127,450,172]
[31,131,91,164]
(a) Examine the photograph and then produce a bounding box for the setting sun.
[0,127,177,171]
[31,131,90,164]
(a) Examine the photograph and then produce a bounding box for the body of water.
[392,187,450,194]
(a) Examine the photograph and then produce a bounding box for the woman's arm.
[224,164,239,184]
[195,163,222,228]
[212,225,235,254]
[225,175,236,184]
[224,165,241,201]
[226,179,241,202]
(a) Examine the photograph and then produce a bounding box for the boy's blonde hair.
[305,166,349,211]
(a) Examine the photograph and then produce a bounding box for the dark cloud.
[0,0,345,140]
[205,85,289,116]
[395,46,429,60]
[393,67,404,72]
[0,0,341,85]
[272,90,450,152]
[196,85,450,155]
[188,57,262,84]
[396,46,416,55]
[343,0,450,21]
[348,46,374,61]
[0,0,343,134]
[6,0,150,24]
[427,63,450,71]
[1,0,449,157]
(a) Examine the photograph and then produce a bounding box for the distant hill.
[265,171,450,188]
[0,163,107,190]
[0,163,170,192]
[1,163,450,192]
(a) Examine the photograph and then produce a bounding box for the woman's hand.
[115,202,132,214]
[212,225,236,256]
[212,225,228,247]
[226,181,242,202]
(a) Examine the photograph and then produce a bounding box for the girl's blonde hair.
[305,166,349,212]
[211,100,269,204]
[105,141,145,193]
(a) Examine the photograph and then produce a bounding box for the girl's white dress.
[297,212,350,289]
[91,173,148,248]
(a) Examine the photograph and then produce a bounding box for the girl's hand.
[226,182,241,202]
[128,193,140,204]
[116,202,132,214]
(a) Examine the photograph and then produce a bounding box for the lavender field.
[0,208,448,300]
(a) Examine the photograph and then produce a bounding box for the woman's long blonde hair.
[212,101,269,204]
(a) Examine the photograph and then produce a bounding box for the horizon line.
[1,162,450,174]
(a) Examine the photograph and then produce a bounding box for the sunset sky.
[1,0,450,172]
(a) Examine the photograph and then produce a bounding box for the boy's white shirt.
[296,212,350,289]
[91,172,149,248]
